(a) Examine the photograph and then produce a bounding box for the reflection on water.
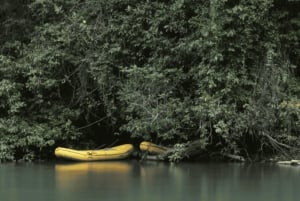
[1,161,300,201]
[0,163,56,201]
[55,162,131,173]
[55,162,132,190]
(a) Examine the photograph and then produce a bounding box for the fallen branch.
[277,160,300,166]
[264,134,292,149]
[181,139,207,157]
[222,153,245,162]
[143,155,166,161]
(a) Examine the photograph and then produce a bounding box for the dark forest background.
[0,0,299,162]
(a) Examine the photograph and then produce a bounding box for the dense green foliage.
[0,0,299,161]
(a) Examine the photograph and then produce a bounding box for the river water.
[0,161,299,201]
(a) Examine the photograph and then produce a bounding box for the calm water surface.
[0,161,299,201]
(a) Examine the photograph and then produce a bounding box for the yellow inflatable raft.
[139,141,169,155]
[55,144,134,161]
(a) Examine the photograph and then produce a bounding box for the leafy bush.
[0,0,299,161]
